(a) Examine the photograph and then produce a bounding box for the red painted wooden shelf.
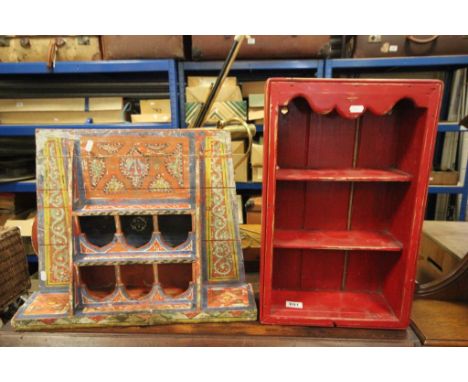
[261,79,442,329]
[273,229,402,251]
[269,290,399,327]
[275,168,412,182]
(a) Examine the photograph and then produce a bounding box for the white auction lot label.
[285,300,303,309]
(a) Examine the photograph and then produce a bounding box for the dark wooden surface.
[0,319,420,347]
[410,299,468,347]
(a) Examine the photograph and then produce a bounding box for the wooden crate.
[0,227,30,311]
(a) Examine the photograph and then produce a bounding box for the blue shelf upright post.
[167,59,180,129]
[178,62,187,127]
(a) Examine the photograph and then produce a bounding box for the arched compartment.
[120,215,154,248]
[120,264,154,299]
[158,214,192,247]
[79,265,116,300]
[78,216,116,248]
[158,263,193,297]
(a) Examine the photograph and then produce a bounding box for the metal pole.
[188,35,247,129]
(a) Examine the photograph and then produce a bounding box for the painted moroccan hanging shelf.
[13,128,256,330]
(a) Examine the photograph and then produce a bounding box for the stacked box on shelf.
[0,97,124,124]
[101,36,185,60]
[232,140,248,182]
[251,143,263,182]
[184,76,246,125]
[0,36,101,63]
[352,36,468,58]
[131,99,172,123]
[191,36,332,60]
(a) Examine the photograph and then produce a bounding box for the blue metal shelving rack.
[178,59,324,191]
[428,123,468,221]
[323,55,468,78]
[0,59,180,130]
[2,56,468,217]
[324,56,468,220]
[0,59,180,193]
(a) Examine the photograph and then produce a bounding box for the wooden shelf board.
[75,253,195,266]
[268,289,399,326]
[276,168,412,182]
[73,204,194,216]
[273,229,403,251]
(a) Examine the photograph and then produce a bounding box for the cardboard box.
[133,99,171,122]
[131,113,171,123]
[0,97,123,112]
[429,170,459,185]
[5,212,36,255]
[246,196,262,224]
[232,140,248,182]
[185,101,247,125]
[186,85,243,103]
[248,109,264,123]
[252,167,263,182]
[5,216,34,238]
[187,76,237,87]
[140,99,171,115]
[251,143,263,182]
[240,224,261,261]
[250,143,263,167]
[236,195,244,224]
[246,211,261,224]
[248,94,264,123]
[417,221,466,283]
[241,81,266,98]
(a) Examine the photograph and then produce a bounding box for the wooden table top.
[410,299,468,346]
[422,221,468,260]
[0,319,420,347]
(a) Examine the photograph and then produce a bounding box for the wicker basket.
[0,226,30,311]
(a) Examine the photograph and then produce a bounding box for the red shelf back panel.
[260,78,443,329]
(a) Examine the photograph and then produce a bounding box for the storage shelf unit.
[0,59,180,129]
[0,60,179,196]
[428,123,468,220]
[260,78,443,329]
[1,56,468,206]
[323,55,468,78]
